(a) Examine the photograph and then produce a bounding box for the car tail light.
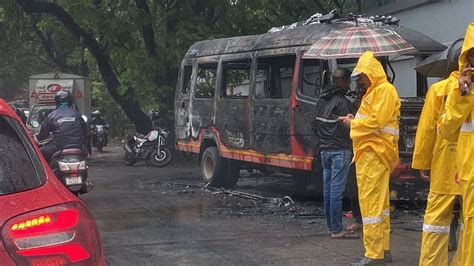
[2,202,102,266]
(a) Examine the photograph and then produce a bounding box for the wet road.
[81,145,428,265]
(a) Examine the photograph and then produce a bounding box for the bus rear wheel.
[201,147,239,188]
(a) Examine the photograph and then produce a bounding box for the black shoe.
[384,251,392,263]
[350,256,386,266]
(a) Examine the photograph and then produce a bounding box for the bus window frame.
[193,60,219,100]
[180,61,194,97]
[297,58,324,101]
[219,54,254,100]
[254,54,296,100]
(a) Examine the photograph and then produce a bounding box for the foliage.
[1,0,354,133]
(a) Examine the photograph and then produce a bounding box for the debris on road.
[204,186,296,207]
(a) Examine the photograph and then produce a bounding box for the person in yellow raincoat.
[338,51,400,265]
[439,22,474,265]
[413,39,464,266]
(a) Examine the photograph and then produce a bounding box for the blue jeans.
[320,149,352,234]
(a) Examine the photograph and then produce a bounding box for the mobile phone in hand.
[461,67,474,96]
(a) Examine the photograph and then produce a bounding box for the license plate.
[65,176,82,185]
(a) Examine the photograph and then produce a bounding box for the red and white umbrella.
[304,26,417,59]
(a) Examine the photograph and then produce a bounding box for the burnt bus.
[174,20,445,193]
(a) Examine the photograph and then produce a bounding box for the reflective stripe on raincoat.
[350,51,401,171]
[412,72,461,195]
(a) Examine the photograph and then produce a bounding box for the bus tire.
[293,171,323,199]
[201,147,226,187]
[224,159,240,188]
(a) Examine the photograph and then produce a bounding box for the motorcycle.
[36,137,91,196]
[91,124,107,153]
[49,146,91,196]
[123,128,173,167]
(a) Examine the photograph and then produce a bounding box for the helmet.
[92,110,101,118]
[54,90,73,107]
[447,38,463,74]
[149,109,160,121]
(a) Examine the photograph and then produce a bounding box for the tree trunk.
[16,0,152,134]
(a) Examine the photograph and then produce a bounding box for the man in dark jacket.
[36,90,88,162]
[312,68,356,239]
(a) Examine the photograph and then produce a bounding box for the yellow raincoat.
[440,22,474,265]
[413,73,460,195]
[351,51,400,260]
[413,72,463,265]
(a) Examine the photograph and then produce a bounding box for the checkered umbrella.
[304,27,417,59]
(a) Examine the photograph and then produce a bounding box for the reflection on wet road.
[81,146,425,265]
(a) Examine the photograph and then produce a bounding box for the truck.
[26,72,91,134]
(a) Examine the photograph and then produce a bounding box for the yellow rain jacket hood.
[351,51,401,171]
[412,72,460,195]
[459,23,474,71]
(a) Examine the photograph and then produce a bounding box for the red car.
[0,99,106,265]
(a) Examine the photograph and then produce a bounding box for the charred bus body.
[174,19,445,194]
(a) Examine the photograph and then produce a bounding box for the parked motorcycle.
[91,124,108,153]
[123,129,173,167]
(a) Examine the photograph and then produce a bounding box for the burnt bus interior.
[175,18,445,189]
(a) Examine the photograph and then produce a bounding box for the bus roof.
[184,22,446,59]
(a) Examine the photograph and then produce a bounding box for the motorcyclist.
[91,110,107,126]
[90,109,108,145]
[149,109,160,129]
[36,90,88,162]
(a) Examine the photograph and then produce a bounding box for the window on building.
[195,63,217,98]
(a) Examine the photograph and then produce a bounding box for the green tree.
[3,0,350,133]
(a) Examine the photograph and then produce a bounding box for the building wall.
[391,0,473,43]
[355,0,473,96]
[391,57,420,97]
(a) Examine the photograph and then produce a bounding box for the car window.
[27,105,55,128]
[0,116,45,196]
